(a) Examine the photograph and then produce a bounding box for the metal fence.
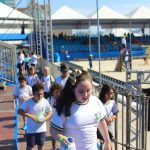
[65,61,149,150]
[113,91,149,150]
[0,41,16,84]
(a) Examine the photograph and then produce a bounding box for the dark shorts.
[97,129,113,141]
[26,132,46,148]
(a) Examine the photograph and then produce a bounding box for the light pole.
[96,0,101,84]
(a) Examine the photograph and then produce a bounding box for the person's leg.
[36,132,46,150]
[26,133,35,150]
[22,116,27,130]
[52,138,56,149]
[38,145,44,150]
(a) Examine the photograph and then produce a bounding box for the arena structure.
[1,1,150,150]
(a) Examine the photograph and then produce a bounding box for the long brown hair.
[55,70,92,117]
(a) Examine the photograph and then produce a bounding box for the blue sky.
[48,0,149,15]
[17,0,150,15]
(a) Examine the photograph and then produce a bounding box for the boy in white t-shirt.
[13,75,33,130]
[18,82,52,150]
[55,63,69,88]
[30,51,41,67]
[42,66,54,99]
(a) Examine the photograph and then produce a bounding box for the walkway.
[0,85,60,150]
[0,86,16,150]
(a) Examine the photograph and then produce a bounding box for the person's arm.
[50,125,70,147]
[18,109,36,121]
[98,120,111,150]
[21,95,33,101]
[37,55,41,59]
[105,114,117,125]
[44,111,53,121]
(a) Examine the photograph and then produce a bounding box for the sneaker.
[22,124,27,130]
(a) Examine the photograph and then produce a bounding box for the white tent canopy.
[126,6,150,19]
[52,5,88,20]
[51,5,150,29]
[52,5,89,29]
[0,2,32,20]
[90,5,127,19]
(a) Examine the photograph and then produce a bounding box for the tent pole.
[96,0,101,84]
[88,19,91,53]
[129,17,132,48]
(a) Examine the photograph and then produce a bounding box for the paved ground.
[0,85,60,150]
[0,86,15,150]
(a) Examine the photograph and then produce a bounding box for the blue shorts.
[26,132,46,148]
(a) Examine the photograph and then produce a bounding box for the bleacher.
[53,34,148,61]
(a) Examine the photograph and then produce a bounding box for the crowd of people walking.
[14,49,118,150]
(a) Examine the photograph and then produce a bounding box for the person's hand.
[59,135,70,147]
[21,96,29,101]
[104,141,111,150]
[35,114,45,123]
[105,117,113,125]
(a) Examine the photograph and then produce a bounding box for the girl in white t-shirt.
[30,51,41,67]
[98,84,118,144]
[47,83,63,150]
[27,66,40,87]
[50,71,111,150]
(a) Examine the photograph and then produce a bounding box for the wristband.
[59,136,65,144]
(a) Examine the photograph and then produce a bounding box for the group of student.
[13,62,118,150]
[17,50,41,75]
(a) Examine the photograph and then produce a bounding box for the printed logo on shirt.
[95,112,100,123]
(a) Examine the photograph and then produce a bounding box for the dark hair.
[32,82,44,94]
[18,75,26,82]
[99,84,112,104]
[55,70,92,117]
[31,51,36,55]
[60,63,69,72]
[49,83,63,96]
[29,66,36,74]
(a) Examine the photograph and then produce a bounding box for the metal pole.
[88,19,91,53]
[48,0,54,63]
[96,0,101,84]
[129,18,132,48]
[44,0,49,60]
[37,0,42,55]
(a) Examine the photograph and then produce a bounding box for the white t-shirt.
[27,74,40,87]
[55,76,68,87]
[17,53,24,64]
[51,95,107,150]
[43,75,54,92]
[47,96,55,108]
[13,85,32,103]
[122,37,126,46]
[20,98,52,133]
[30,55,38,65]
[103,100,118,134]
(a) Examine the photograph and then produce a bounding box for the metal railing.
[113,91,149,150]
[65,61,148,150]
[0,41,16,84]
